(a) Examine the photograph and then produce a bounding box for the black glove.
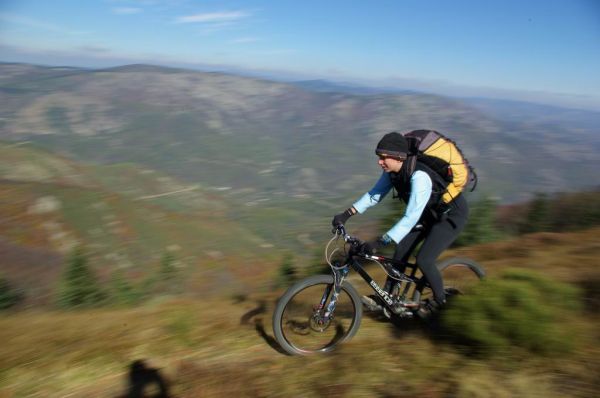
[361,235,393,255]
[331,207,355,228]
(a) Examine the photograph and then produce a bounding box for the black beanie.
[375,132,409,159]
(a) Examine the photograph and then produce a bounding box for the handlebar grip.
[332,224,346,236]
[332,225,364,246]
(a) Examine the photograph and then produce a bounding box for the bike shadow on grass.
[240,300,290,355]
[364,309,444,340]
[241,300,444,355]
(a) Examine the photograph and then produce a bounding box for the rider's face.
[377,155,404,173]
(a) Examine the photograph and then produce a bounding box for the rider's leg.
[415,220,460,304]
[416,201,468,305]
[392,229,424,271]
[385,230,424,302]
[362,230,423,311]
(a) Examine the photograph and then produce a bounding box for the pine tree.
[520,192,550,233]
[57,247,105,308]
[456,196,500,246]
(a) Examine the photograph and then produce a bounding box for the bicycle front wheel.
[272,275,362,355]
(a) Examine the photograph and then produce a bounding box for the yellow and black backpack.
[403,129,477,204]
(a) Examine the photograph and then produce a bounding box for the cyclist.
[331,132,469,315]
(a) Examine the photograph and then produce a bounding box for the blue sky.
[1,0,599,109]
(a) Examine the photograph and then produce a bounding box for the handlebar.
[333,224,363,246]
[333,222,425,247]
[331,224,385,260]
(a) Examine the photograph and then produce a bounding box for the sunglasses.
[377,154,406,161]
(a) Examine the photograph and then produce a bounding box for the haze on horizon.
[1,0,599,111]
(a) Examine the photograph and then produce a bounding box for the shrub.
[0,277,23,310]
[150,251,182,296]
[109,269,142,306]
[304,246,332,277]
[276,252,298,287]
[441,269,582,356]
[160,251,177,281]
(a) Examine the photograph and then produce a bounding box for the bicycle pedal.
[384,301,413,317]
[361,295,383,312]
[400,301,420,309]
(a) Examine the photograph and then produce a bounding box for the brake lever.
[332,224,346,237]
[332,225,363,251]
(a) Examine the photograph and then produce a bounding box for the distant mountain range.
[293,79,600,134]
[1,62,598,205]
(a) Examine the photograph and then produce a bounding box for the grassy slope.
[1,228,598,397]
[0,142,280,305]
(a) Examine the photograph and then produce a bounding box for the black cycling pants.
[393,198,468,304]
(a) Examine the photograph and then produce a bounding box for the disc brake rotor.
[310,312,332,332]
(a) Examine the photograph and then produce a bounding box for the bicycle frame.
[324,250,427,319]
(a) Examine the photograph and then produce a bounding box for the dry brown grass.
[1,228,599,397]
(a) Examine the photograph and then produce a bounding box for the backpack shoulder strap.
[403,129,441,151]
[405,136,421,155]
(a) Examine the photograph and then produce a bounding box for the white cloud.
[175,11,250,24]
[77,45,112,54]
[112,7,143,15]
[0,13,89,35]
[230,37,260,44]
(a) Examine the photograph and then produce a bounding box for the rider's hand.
[331,207,356,228]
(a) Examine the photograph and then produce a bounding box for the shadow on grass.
[382,305,480,357]
[577,276,600,313]
[254,318,290,355]
[363,308,444,340]
[240,300,266,325]
[240,301,289,355]
[244,299,444,355]
[116,359,171,398]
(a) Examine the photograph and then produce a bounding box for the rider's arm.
[352,172,393,213]
[385,170,432,243]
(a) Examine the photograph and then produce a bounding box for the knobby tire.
[415,256,485,305]
[272,275,362,356]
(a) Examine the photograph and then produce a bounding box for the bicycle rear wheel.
[438,257,485,297]
[272,275,362,355]
[415,257,485,305]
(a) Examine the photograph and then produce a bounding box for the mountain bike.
[272,225,485,355]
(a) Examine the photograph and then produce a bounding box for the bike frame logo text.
[370,280,393,305]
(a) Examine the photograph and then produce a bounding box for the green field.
[1,228,598,397]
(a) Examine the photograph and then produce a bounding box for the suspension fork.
[320,266,349,319]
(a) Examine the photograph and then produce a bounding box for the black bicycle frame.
[348,253,425,310]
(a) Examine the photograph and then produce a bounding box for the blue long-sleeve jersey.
[352,170,432,243]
